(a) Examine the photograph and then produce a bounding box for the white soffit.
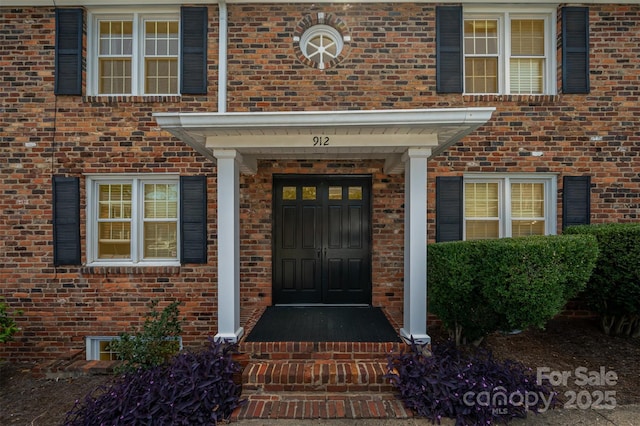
[153,108,495,174]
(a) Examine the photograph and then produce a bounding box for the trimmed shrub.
[386,341,557,425]
[479,235,598,331]
[109,300,183,373]
[64,338,244,426]
[428,234,598,344]
[427,241,500,344]
[565,223,640,337]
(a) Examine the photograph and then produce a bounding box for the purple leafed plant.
[64,338,245,426]
[385,341,557,425]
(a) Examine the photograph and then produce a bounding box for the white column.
[400,148,431,345]
[213,149,244,342]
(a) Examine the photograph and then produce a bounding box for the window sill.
[463,94,559,105]
[83,95,184,104]
[81,263,181,276]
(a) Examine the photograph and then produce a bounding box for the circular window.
[300,25,344,70]
[293,13,350,70]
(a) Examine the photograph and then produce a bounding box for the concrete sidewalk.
[235,404,640,425]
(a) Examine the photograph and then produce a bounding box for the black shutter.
[436,6,463,93]
[562,7,590,94]
[53,176,81,265]
[180,7,208,95]
[55,8,83,96]
[436,176,464,242]
[180,176,208,263]
[563,176,591,229]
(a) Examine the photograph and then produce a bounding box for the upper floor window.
[464,9,555,95]
[89,11,179,95]
[87,175,180,265]
[464,175,556,240]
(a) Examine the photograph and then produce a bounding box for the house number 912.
[312,136,330,146]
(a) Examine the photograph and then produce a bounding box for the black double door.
[273,175,372,305]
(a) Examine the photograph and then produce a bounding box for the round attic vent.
[293,13,350,70]
[300,25,344,70]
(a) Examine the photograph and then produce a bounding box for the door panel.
[273,175,371,305]
[348,259,363,289]
[281,259,296,290]
[282,206,296,248]
[302,206,318,249]
[349,206,363,248]
[301,259,317,290]
[327,206,342,248]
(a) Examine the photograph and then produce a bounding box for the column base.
[400,328,431,345]
[214,327,245,343]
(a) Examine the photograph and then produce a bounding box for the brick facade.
[1,3,638,361]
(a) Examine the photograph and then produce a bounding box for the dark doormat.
[245,306,401,342]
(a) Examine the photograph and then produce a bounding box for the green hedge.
[428,234,598,345]
[427,240,500,344]
[565,223,640,337]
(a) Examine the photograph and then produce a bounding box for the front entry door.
[273,175,372,305]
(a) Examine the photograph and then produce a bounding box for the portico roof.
[153,108,494,173]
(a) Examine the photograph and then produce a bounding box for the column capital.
[402,148,432,161]
[213,149,257,174]
[213,148,240,160]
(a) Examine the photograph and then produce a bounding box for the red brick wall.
[1,4,639,361]
[226,3,639,230]
[1,6,222,360]
[227,3,437,111]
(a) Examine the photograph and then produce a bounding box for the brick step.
[231,391,414,421]
[237,340,404,362]
[242,360,394,393]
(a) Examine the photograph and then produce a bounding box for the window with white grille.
[87,175,180,265]
[464,8,555,95]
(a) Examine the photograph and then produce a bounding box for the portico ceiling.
[153,108,495,174]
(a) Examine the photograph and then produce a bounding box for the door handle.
[317,248,321,258]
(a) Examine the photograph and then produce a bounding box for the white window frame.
[86,174,181,266]
[87,8,180,96]
[463,173,557,240]
[85,336,119,361]
[86,336,183,361]
[463,6,556,95]
[300,24,345,70]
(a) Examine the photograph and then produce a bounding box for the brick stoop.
[231,307,414,420]
[231,360,412,420]
[242,360,394,393]
[230,391,413,420]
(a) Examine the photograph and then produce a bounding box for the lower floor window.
[85,336,183,361]
[86,336,119,361]
[464,174,556,240]
[87,175,179,264]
